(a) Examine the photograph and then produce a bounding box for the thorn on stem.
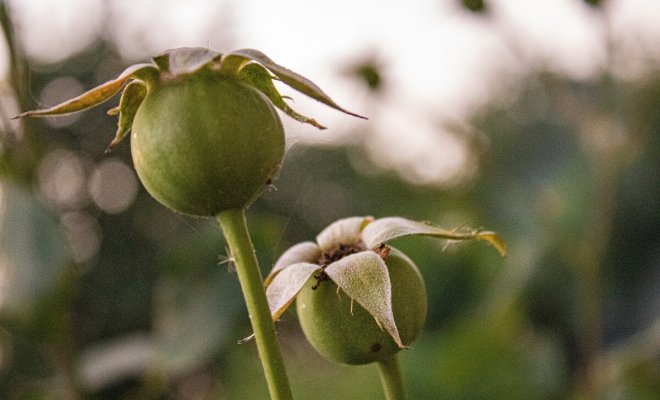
[219,247,236,272]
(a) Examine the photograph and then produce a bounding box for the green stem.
[377,356,407,400]
[216,208,293,400]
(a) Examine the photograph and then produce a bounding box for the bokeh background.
[1,0,659,399]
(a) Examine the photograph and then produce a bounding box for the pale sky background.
[3,0,660,185]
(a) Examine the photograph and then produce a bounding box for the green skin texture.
[131,72,285,216]
[297,247,428,365]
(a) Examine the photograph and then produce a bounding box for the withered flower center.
[318,243,366,266]
[312,243,365,290]
[311,242,391,290]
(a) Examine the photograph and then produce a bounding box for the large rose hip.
[131,72,284,215]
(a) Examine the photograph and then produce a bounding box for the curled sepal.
[316,216,373,252]
[239,63,326,129]
[266,263,320,321]
[362,217,507,257]
[222,48,367,120]
[105,81,148,153]
[154,47,221,77]
[13,63,157,119]
[265,241,321,287]
[324,252,404,349]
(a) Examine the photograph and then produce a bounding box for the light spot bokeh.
[88,158,139,214]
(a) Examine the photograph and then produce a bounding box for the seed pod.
[296,247,427,365]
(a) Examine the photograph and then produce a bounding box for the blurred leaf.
[354,62,382,91]
[78,334,155,392]
[461,0,487,13]
[406,312,567,400]
[151,270,238,378]
[583,0,604,7]
[0,183,69,315]
[145,224,244,380]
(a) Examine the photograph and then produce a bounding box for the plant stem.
[376,356,407,400]
[216,208,293,400]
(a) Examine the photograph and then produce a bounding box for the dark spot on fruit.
[371,343,382,353]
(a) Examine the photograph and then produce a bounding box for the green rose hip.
[296,247,427,365]
[131,72,284,215]
[266,217,504,398]
[265,216,505,365]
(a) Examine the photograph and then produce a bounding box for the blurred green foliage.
[1,2,658,400]
[461,0,487,13]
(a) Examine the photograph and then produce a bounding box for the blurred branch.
[566,4,648,398]
[0,1,22,97]
[602,319,660,385]
[480,3,655,398]
[0,1,40,183]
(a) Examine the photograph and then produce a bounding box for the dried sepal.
[315,216,373,252]
[13,63,157,119]
[15,46,364,153]
[361,217,507,257]
[105,81,148,153]
[264,241,321,287]
[222,48,367,120]
[473,232,507,257]
[153,47,222,78]
[266,262,320,321]
[324,251,404,348]
[239,62,326,129]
